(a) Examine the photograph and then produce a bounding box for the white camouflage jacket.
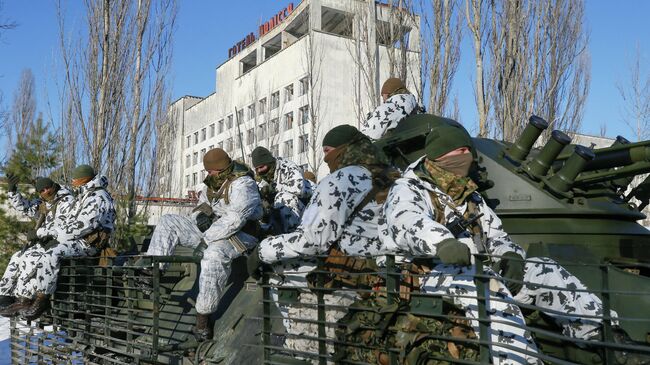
[259,165,382,263]
[197,174,263,244]
[8,187,75,240]
[378,158,525,264]
[59,175,116,242]
[270,157,307,233]
[360,93,423,140]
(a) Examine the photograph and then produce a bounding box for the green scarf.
[416,159,478,205]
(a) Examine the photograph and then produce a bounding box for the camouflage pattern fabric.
[260,157,307,234]
[0,188,75,299]
[514,257,618,340]
[360,93,424,140]
[146,173,262,314]
[336,296,480,365]
[258,165,382,263]
[35,175,115,295]
[379,157,617,362]
[283,291,357,364]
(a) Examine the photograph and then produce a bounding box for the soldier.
[379,124,640,363]
[142,148,262,341]
[360,77,424,140]
[0,176,75,316]
[249,125,392,358]
[20,165,116,320]
[251,146,307,234]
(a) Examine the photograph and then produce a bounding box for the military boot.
[611,327,650,365]
[21,293,50,321]
[0,297,33,317]
[0,295,15,310]
[192,313,213,341]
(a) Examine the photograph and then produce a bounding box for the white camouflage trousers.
[36,240,97,295]
[0,245,45,299]
[284,291,357,364]
[145,214,257,314]
[513,257,616,340]
[421,264,541,365]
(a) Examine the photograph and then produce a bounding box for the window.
[209,145,214,150]
[248,104,256,120]
[186,154,191,167]
[186,135,191,148]
[271,91,280,109]
[259,98,267,114]
[194,132,199,145]
[247,128,255,145]
[201,148,206,158]
[283,112,294,131]
[284,84,294,102]
[271,144,279,156]
[237,109,244,122]
[257,123,267,141]
[218,120,224,134]
[283,139,294,156]
[299,105,309,125]
[193,152,198,165]
[270,118,279,136]
[185,175,190,188]
[201,128,206,141]
[226,138,233,151]
[192,172,197,186]
[299,77,309,95]
[227,115,233,129]
[299,134,308,153]
[209,124,215,138]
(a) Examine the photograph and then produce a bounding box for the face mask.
[323,145,348,173]
[433,153,473,177]
[72,176,93,188]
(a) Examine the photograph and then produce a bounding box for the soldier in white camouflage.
[251,146,309,234]
[378,124,640,364]
[249,125,391,361]
[21,165,116,320]
[143,148,263,341]
[0,176,75,317]
[360,77,425,140]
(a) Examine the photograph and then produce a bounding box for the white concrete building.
[157,0,421,198]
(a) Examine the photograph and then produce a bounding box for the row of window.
[185,78,309,149]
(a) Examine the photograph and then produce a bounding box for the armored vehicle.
[9,114,650,364]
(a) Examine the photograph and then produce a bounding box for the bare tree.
[8,69,37,149]
[421,0,462,116]
[299,31,327,175]
[488,0,589,142]
[617,46,650,141]
[57,0,176,234]
[465,0,493,137]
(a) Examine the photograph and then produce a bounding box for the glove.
[196,212,213,233]
[26,229,39,243]
[6,174,19,193]
[497,252,525,295]
[41,237,60,251]
[436,239,471,266]
[246,246,267,280]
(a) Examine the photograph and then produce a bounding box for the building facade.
[156,0,421,198]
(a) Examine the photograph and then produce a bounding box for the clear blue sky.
[0,0,648,149]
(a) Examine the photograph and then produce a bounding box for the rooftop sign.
[228,3,295,59]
